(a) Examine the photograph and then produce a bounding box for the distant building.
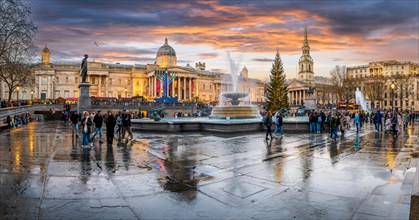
[347,60,419,111]
[0,39,265,103]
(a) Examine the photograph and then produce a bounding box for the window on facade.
[384,93,387,98]
[301,65,303,71]
[66,77,69,84]
[308,64,311,72]
[401,66,404,69]
[55,77,59,83]
[395,101,398,106]
[92,77,95,84]
[300,75,303,79]
[64,90,69,98]
[109,79,112,85]
[119,79,122,85]
[75,77,78,84]
[384,100,387,106]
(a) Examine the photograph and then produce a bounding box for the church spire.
[302,26,310,56]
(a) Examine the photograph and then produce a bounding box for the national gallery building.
[0,39,266,103]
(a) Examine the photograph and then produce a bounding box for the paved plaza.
[0,121,417,219]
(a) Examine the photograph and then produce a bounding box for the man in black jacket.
[70,111,80,138]
[105,111,116,144]
[92,110,104,143]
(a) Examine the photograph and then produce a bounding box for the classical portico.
[147,67,199,101]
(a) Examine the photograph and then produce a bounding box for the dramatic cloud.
[31,0,419,77]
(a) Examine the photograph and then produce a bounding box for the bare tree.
[0,0,38,101]
[362,75,387,110]
[393,74,414,111]
[329,65,359,108]
[0,52,34,102]
[329,65,347,101]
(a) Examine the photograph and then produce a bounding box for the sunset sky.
[32,0,419,80]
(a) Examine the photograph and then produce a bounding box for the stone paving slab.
[0,121,418,219]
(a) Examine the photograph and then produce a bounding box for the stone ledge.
[410,159,419,220]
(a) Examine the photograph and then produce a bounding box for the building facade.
[0,39,265,103]
[347,60,419,111]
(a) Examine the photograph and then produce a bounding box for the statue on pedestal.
[80,54,88,83]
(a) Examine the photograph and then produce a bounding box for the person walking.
[105,111,116,144]
[70,111,80,138]
[354,112,360,133]
[92,110,104,143]
[122,110,134,141]
[317,113,322,133]
[81,111,93,148]
[116,112,123,138]
[309,112,317,133]
[330,114,339,140]
[263,111,273,140]
[376,110,383,131]
[273,112,284,137]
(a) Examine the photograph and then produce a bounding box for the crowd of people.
[67,109,134,148]
[262,109,418,141]
[6,112,33,128]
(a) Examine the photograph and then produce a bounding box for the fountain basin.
[209,106,260,119]
[131,116,323,133]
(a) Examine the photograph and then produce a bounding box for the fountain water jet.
[355,88,370,112]
[209,52,260,119]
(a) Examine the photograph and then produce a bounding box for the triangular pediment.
[288,79,308,88]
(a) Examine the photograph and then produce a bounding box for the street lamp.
[16,86,20,102]
[390,83,395,112]
[125,88,127,98]
[31,90,34,101]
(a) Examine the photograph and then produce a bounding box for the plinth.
[304,97,317,110]
[78,82,91,113]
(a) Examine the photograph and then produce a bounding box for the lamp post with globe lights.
[390,83,395,112]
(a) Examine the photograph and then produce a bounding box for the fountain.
[355,88,370,112]
[209,53,261,119]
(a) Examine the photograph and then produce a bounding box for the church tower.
[240,66,248,79]
[298,27,314,82]
[42,45,50,64]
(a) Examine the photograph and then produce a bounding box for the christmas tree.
[265,49,289,111]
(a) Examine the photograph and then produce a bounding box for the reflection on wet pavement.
[0,121,417,219]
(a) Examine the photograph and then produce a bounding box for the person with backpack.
[273,112,284,137]
[263,111,273,140]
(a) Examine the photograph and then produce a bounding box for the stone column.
[38,76,41,99]
[183,77,187,100]
[195,78,199,97]
[177,77,181,99]
[189,78,192,99]
[171,75,175,97]
[98,76,102,96]
[153,75,157,97]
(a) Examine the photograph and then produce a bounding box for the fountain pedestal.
[304,97,317,110]
[78,82,91,113]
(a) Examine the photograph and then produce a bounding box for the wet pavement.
[0,121,417,219]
